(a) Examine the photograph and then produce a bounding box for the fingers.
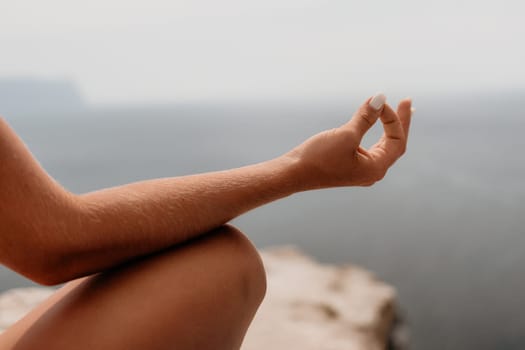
[369,98,412,163]
[397,98,413,141]
[380,103,405,142]
[341,94,413,168]
[341,93,386,140]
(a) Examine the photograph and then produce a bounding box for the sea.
[1,92,524,350]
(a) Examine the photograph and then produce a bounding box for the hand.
[285,94,413,190]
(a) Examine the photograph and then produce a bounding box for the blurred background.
[1,1,524,349]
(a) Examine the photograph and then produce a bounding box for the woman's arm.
[0,95,412,285]
[0,117,83,284]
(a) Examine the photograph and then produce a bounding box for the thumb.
[342,93,386,140]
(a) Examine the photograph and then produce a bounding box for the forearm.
[0,117,300,284]
[68,156,301,279]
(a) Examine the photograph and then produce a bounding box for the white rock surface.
[0,246,397,349]
[0,287,55,332]
[243,246,397,350]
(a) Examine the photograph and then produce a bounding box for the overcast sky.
[0,0,523,104]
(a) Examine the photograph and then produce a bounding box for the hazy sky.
[1,0,524,104]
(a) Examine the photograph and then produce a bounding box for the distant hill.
[0,78,86,116]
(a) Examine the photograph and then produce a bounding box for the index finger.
[369,104,406,163]
[380,104,405,142]
[341,93,386,140]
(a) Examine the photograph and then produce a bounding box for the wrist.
[270,151,311,194]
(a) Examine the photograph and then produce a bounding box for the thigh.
[0,225,266,350]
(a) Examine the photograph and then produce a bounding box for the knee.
[210,224,267,306]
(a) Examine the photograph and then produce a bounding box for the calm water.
[1,93,524,349]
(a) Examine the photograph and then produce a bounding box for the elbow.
[2,230,84,286]
[28,262,73,286]
[9,229,86,287]
[2,260,60,287]
[31,245,90,286]
[37,275,75,287]
[26,269,65,287]
[6,252,75,287]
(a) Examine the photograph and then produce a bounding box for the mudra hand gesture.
[287,93,412,189]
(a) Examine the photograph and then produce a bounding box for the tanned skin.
[0,96,412,350]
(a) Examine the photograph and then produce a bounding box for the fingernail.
[369,93,386,111]
[410,107,416,114]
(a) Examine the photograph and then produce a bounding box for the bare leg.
[0,225,266,350]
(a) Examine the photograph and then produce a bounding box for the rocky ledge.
[0,246,407,349]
